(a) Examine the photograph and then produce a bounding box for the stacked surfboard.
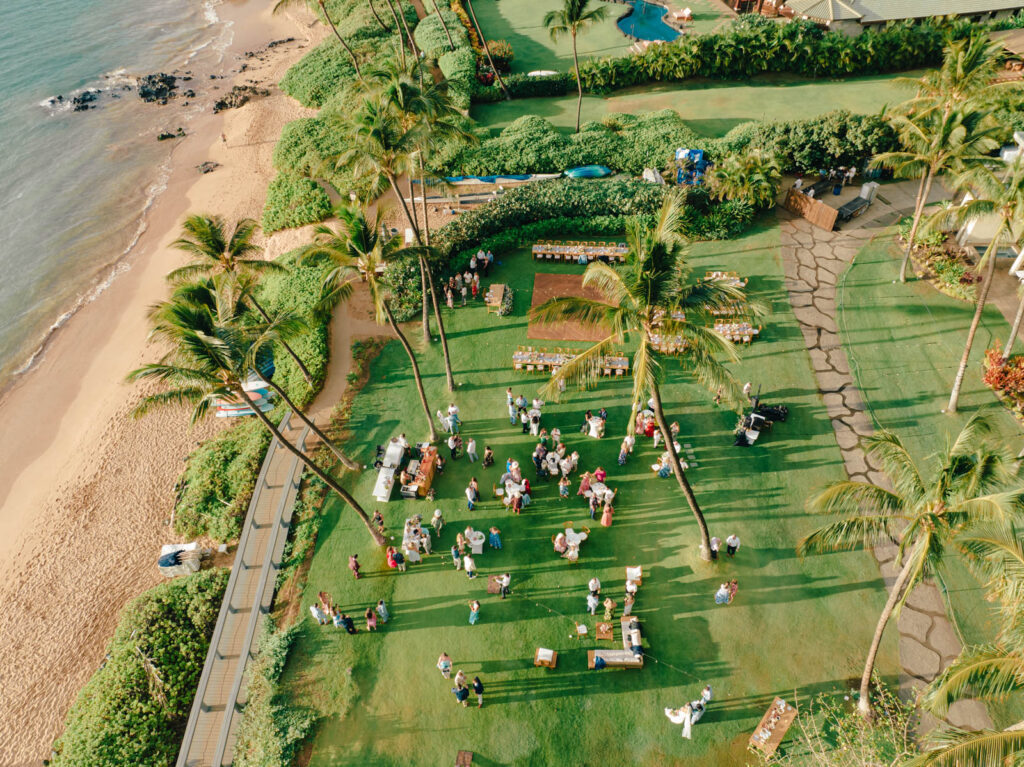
[215,379,275,418]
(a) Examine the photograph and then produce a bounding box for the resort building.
[760,0,1024,35]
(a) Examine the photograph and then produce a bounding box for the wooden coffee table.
[533,648,558,668]
[596,622,614,641]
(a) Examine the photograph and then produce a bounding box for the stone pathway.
[778,210,993,731]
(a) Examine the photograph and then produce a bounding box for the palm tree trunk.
[318,0,362,78]
[572,31,583,134]
[382,0,407,68]
[382,301,438,442]
[247,295,314,386]
[464,0,509,99]
[418,155,432,246]
[857,554,917,718]
[386,170,422,245]
[393,0,419,58]
[1008,288,1024,357]
[650,384,711,561]
[899,171,933,283]
[261,376,361,472]
[419,255,431,344]
[432,0,457,51]
[949,239,999,413]
[242,387,384,546]
[368,0,391,32]
[422,257,456,391]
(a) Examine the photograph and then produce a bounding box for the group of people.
[714,579,739,605]
[584,574,639,620]
[442,250,495,308]
[310,590,390,636]
[581,408,608,439]
[664,685,713,739]
[576,468,617,527]
[436,654,486,708]
[531,435,580,483]
[506,389,546,435]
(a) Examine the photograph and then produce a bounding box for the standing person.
[460,283,468,306]
[470,477,480,503]
[486,250,495,274]
[465,483,476,511]
[713,387,723,405]
[499,572,512,599]
[588,577,601,596]
[558,475,570,500]
[742,381,753,401]
[489,525,502,549]
[728,579,739,603]
[393,547,406,572]
[332,608,344,628]
[464,553,477,579]
[470,252,478,273]
[450,543,462,570]
[507,398,517,425]
[448,433,460,459]
[473,676,484,708]
[600,500,614,527]
[709,536,721,560]
[437,652,453,679]
[376,599,390,624]
[365,607,378,631]
[446,286,455,310]
[471,279,479,300]
[588,495,600,520]
[520,409,530,434]
[715,583,730,604]
[483,445,495,467]
[454,669,467,688]
[348,554,361,579]
[603,597,617,622]
[510,492,523,515]
[340,613,357,634]
[725,533,741,557]
[469,599,481,625]
[521,477,532,506]
[310,603,328,625]
[452,683,470,707]
[467,437,479,462]
[371,509,385,534]
[586,592,599,615]
[623,592,635,617]
[432,509,445,536]
[420,530,433,555]
[701,684,713,705]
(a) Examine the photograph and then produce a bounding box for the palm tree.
[896,33,1002,122]
[150,278,361,471]
[464,0,510,100]
[299,205,438,442]
[367,0,391,33]
[872,108,999,283]
[428,0,457,51]
[543,0,608,133]
[932,155,1024,413]
[707,148,782,209]
[273,0,361,78]
[168,215,318,388]
[127,290,385,546]
[530,193,751,560]
[797,415,1024,719]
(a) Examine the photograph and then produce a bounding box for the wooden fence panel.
[784,188,838,231]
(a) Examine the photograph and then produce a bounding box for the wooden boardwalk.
[176,415,309,767]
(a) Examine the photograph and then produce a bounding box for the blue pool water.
[617,0,680,42]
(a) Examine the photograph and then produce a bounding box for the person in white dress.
[664,703,693,738]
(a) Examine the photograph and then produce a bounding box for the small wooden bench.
[455,750,474,766]
[534,648,558,668]
[588,649,643,669]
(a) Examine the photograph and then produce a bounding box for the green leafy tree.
[543,0,608,133]
[707,148,781,210]
[531,192,752,560]
[127,286,386,545]
[299,205,439,442]
[798,415,1024,719]
[931,155,1024,413]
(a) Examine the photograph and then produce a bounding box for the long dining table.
[512,348,629,374]
[532,241,629,263]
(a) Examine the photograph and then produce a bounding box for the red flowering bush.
[983,343,1024,408]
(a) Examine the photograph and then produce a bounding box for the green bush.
[280,39,361,108]
[262,173,333,233]
[487,39,514,72]
[471,72,574,102]
[413,9,469,57]
[897,215,946,249]
[577,15,952,93]
[273,115,368,198]
[50,569,229,767]
[439,47,478,110]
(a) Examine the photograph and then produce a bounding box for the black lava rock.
[138,73,177,104]
[212,84,269,113]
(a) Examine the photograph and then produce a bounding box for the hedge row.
[50,569,229,767]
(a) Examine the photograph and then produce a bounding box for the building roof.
[993,27,1024,56]
[786,0,862,21]
[856,0,1024,22]
[782,0,1024,22]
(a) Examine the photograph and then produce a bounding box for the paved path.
[778,206,993,731]
[176,415,309,767]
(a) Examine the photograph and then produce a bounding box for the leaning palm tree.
[531,192,751,560]
[797,414,1024,719]
[931,155,1024,413]
[168,215,316,387]
[127,292,385,545]
[543,0,607,133]
[872,107,999,283]
[464,0,510,100]
[150,278,361,471]
[273,0,361,78]
[896,33,1003,122]
[299,205,438,442]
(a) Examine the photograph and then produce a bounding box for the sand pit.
[527,273,612,343]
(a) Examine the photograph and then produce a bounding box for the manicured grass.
[282,222,899,765]
[839,234,1024,726]
[471,73,912,136]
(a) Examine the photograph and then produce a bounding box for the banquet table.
[512,348,629,374]
[485,283,506,313]
[587,482,614,502]
[372,468,396,502]
[714,322,760,342]
[705,270,748,288]
[532,241,628,263]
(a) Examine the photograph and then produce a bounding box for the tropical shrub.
[707,148,781,209]
[992,9,1024,30]
[577,15,951,94]
[439,47,478,109]
[50,569,229,767]
[448,0,483,54]
[262,173,333,233]
[930,253,978,301]
[413,8,469,56]
[471,72,574,102]
[896,215,946,249]
[487,39,514,72]
[273,115,366,198]
[984,343,1024,414]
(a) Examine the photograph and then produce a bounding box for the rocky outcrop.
[137,73,177,104]
[212,85,269,113]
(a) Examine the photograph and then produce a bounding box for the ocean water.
[0,0,234,390]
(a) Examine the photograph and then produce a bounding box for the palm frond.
[922,645,1024,717]
[540,334,624,402]
[909,727,1024,767]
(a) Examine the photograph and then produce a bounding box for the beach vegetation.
[462,0,510,99]
[49,568,229,767]
[274,0,363,79]
[261,172,333,233]
[413,7,468,57]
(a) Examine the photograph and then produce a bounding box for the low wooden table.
[485,283,506,313]
[455,750,474,766]
[596,622,614,641]
[534,648,558,668]
[749,697,798,757]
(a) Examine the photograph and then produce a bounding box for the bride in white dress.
[664,703,693,739]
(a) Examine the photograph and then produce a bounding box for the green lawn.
[471,73,913,136]
[839,234,1024,726]
[282,222,899,765]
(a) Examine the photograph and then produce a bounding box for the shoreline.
[0,2,326,762]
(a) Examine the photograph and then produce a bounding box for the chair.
[526,364,535,373]
[514,362,523,371]
[456,751,474,766]
[575,622,589,639]
[626,565,643,585]
[603,368,612,377]
[615,368,624,376]
[563,520,574,530]
[580,526,591,536]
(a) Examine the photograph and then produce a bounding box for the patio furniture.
[596,622,614,641]
[455,751,474,766]
[588,649,643,669]
[534,648,558,668]
[749,697,798,757]
[485,283,507,313]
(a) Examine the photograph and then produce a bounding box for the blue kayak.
[564,165,612,179]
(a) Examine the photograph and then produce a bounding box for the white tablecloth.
[565,528,588,546]
[468,532,485,554]
[373,467,396,502]
[382,440,405,469]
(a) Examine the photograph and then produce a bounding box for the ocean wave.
[38,69,140,115]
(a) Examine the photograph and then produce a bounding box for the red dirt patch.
[527,273,612,343]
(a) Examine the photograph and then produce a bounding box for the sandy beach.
[0,3,329,762]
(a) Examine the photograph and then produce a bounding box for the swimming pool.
[616,0,680,42]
